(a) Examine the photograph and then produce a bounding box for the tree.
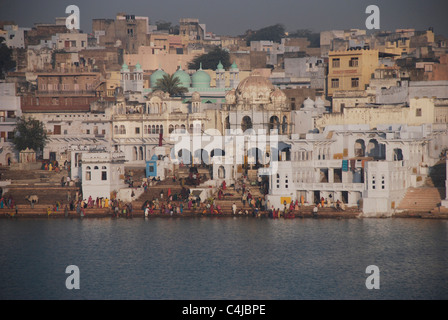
[154,74,188,97]
[245,24,286,45]
[188,46,231,70]
[12,117,48,153]
[289,29,320,48]
[156,20,172,31]
[0,37,16,79]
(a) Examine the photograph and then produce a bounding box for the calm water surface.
[0,217,447,299]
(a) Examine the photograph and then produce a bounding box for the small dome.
[135,62,142,71]
[235,74,275,104]
[303,97,315,109]
[230,61,238,70]
[270,88,287,104]
[315,96,325,108]
[121,63,129,71]
[150,68,168,88]
[216,61,224,71]
[192,63,211,88]
[173,66,191,88]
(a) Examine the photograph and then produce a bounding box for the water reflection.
[0,218,446,299]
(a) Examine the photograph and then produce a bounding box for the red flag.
[168,188,171,197]
[159,132,163,146]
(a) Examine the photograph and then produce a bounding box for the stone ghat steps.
[135,185,185,204]
[1,167,68,182]
[0,206,360,219]
[2,186,79,205]
[397,187,442,211]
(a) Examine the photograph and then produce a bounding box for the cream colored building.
[317,97,448,130]
[327,48,379,97]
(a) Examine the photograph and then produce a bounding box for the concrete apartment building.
[179,18,206,41]
[92,13,150,53]
[327,48,379,97]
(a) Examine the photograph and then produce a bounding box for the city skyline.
[1,0,448,36]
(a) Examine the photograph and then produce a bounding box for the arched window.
[355,139,365,157]
[282,116,288,134]
[114,125,118,134]
[156,125,160,134]
[269,116,280,132]
[169,124,174,133]
[218,166,225,179]
[139,147,144,160]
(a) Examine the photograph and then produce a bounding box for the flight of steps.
[1,166,79,206]
[211,178,266,214]
[396,160,446,213]
[397,187,442,212]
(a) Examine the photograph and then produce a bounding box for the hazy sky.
[1,0,447,36]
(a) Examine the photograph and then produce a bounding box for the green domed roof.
[192,63,211,88]
[216,61,224,70]
[230,61,238,70]
[150,68,168,88]
[121,63,129,71]
[173,66,191,88]
[135,62,142,71]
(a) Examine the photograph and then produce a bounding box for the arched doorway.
[241,116,253,132]
[194,149,210,166]
[177,148,192,165]
[246,148,263,169]
[279,142,291,161]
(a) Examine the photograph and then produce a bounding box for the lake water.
[0,217,447,300]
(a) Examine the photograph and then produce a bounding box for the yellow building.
[327,49,379,97]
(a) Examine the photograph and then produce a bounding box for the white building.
[266,123,438,214]
[81,150,127,201]
[3,25,30,49]
[0,82,21,165]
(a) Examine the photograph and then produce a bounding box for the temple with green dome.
[120,61,241,104]
[151,62,240,104]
